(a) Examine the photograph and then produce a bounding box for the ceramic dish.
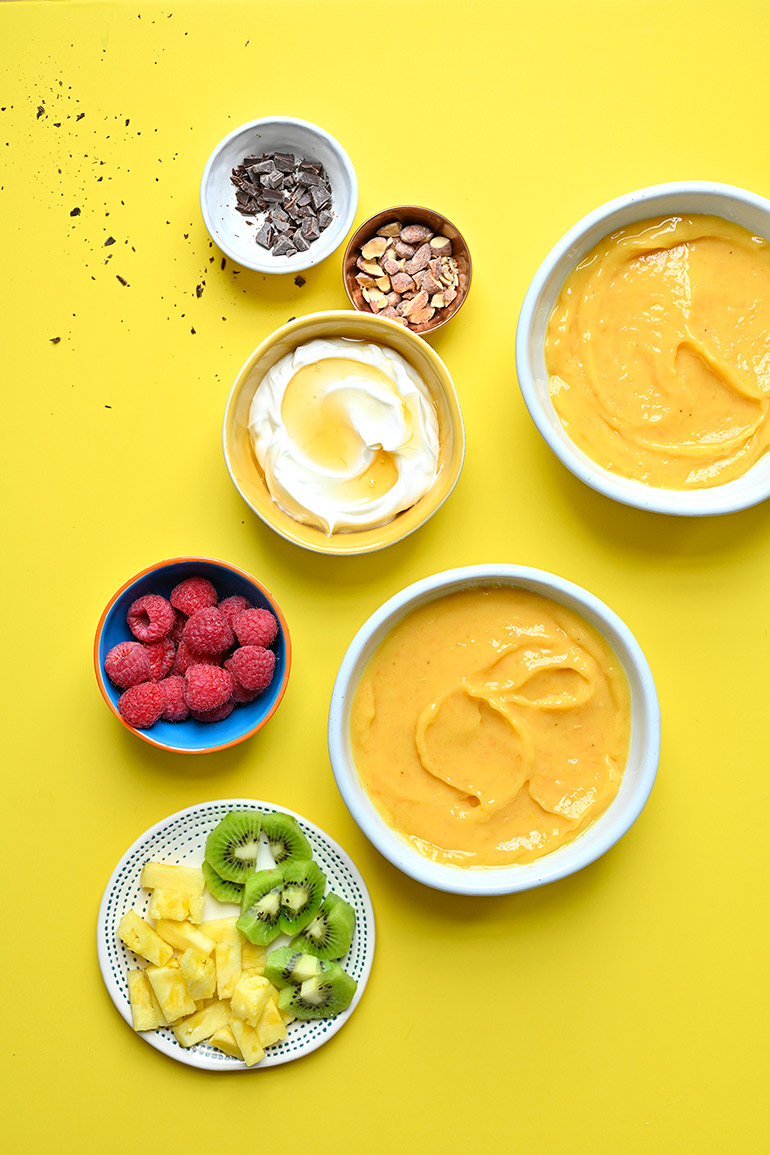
[97,799,375,1070]
[515,180,770,516]
[342,205,472,335]
[94,557,290,754]
[200,115,358,274]
[223,310,465,554]
[328,564,660,896]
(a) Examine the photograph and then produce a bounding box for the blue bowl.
[94,557,291,753]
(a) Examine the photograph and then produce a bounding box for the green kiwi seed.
[205,811,262,884]
[278,859,326,936]
[261,811,313,866]
[290,892,356,960]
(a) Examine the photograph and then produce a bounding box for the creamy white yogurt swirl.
[248,338,440,534]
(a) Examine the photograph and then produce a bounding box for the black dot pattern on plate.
[97,799,375,1071]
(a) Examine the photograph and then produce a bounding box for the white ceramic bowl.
[200,116,358,274]
[515,181,770,516]
[328,564,660,896]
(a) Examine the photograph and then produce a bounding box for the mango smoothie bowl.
[516,182,770,516]
[328,565,660,896]
[223,311,465,554]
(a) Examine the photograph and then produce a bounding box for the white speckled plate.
[97,799,375,1070]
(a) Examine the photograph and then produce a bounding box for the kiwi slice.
[262,811,313,866]
[264,946,328,989]
[236,868,284,945]
[202,860,244,905]
[290,892,356,960]
[277,962,357,1021]
[278,860,326,936]
[205,811,262,884]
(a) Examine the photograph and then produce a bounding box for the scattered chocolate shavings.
[195,283,204,297]
[49,336,61,344]
[294,275,306,287]
[37,106,45,119]
[116,275,129,286]
[77,112,85,121]
[220,257,226,270]
[104,236,115,246]
[70,206,81,217]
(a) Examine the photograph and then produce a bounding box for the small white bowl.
[515,181,770,516]
[200,116,358,274]
[328,564,661,896]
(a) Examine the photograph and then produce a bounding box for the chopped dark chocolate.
[292,229,310,253]
[273,152,296,173]
[256,222,274,249]
[310,184,330,210]
[272,236,297,257]
[301,216,320,241]
[262,188,284,203]
[230,148,334,258]
[318,209,333,229]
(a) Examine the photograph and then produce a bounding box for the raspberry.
[184,664,234,712]
[126,594,175,643]
[229,645,276,693]
[169,610,187,643]
[224,657,259,703]
[118,681,165,729]
[104,641,152,690]
[172,640,222,677]
[170,576,218,617]
[218,594,253,629]
[190,700,235,723]
[183,606,234,655]
[233,607,279,648]
[159,675,189,722]
[144,636,176,681]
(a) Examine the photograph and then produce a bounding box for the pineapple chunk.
[145,959,197,1024]
[255,995,287,1048]
[141,862,205,895]
[215,938,242,1000]
[230,1018,265,1067]
[199,916,240,944]
[230,973,272,1027]
[154,919,215,957]
[241,941,266,974]
[127,969,167,1031]
[172,999,230,1048]
[117,909,173,967]
[179,947,217,1001]
[209,1024,243,1060]
[148,888,205,924]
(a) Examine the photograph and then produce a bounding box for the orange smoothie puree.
[545,214,770,488]
[348,586,632,868]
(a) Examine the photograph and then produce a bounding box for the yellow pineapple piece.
[179,947,217,1001]
[215,938,242,1000]
[154,919,215,957]
[147,888,197,923]
[141,862,205,895]
[117,909,173,967]
[255,994,287,1048]
[209,1024,243,1060]
[172,999,230,1048]
[127,969,167,1031]
[199,916,240,944]
[230,973,272,1027]
[230,1018,265,1067]
[146,959,197,1024]
[241,941,266,974]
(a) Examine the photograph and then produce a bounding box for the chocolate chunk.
[310,184,331,210]
[255,222,273,249]
[272,205,289,225]
[297,169,322,188]
[272,217,291,233]
[262,188,284,203]
[272,236,297,257]
[292,228,310,253]
[267,169,284,190]
[318,209,333,230]
[297,190,312,208]
[273,152,296,173]
[301,215,320,241]
[249,159,275,175]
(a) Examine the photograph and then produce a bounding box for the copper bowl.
[342,205,472,336]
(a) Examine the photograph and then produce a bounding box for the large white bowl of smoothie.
[328,565,660,896]
[516,181,770,515]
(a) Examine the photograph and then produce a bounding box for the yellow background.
[2,1,768,1151]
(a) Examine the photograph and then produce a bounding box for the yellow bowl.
[222,311,465,554]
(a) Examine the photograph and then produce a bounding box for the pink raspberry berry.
[170,576,218,617]
[126,594,175,643]
[183,606,234,655]
[118,681,165,729]
[172,640,222,677]
[229,645,276,693]
[169,610,187,643]
[159,675,189,722]
[184,664,234,712]
[233,607,279,648]
[144,637,176,681]
[224,657,259,703]
[104,641,152,690]
[218,594,253,629]
[190,700,236,723]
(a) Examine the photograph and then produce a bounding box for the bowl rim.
[222,309,466,555]
[200,114,358,274]
[94,555,292,754]
[342,203,473,335]
[328,563,661,896]
[515,179,770,516]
